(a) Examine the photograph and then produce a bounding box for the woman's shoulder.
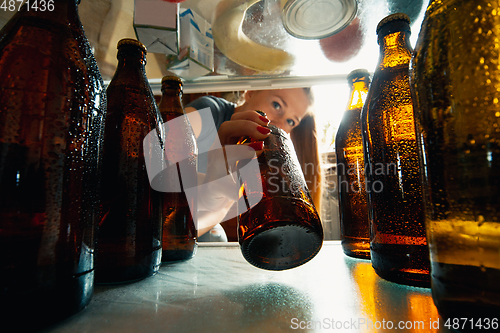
[187,95,235,112]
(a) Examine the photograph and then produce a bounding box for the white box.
[133,0,179,55]
[166,8,214,80]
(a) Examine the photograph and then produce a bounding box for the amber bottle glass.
[411,0,500,319]
[0,0,106,329]
[158,76,198,262]
[237,124,323,270]
[336,69,371,259]
[95,39,163,283]
[360,13,430,287]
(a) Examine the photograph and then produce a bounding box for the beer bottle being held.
[158,75,198,262]
[0,0,106,329]
[237,123,324,270]
[360,13,430,287]
[411,0,500,319]
[336,69,371,259]
[95,39,163,283]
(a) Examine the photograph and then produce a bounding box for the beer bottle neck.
[109,48,148,90]
[347,78,370,110]
[158,83,184,119]
[117,48,147,68]
[377,22,413,69]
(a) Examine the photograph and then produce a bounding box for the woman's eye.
[287,119,295,127]
[272,101,281,110]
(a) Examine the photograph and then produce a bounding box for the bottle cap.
[281,0,358,39]
[117,38,147,54]
[161,75,183,85]
[347,69,370,82]
[376,13,411,34]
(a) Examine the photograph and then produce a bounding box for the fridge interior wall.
[0,0,429,240]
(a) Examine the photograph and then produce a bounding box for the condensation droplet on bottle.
[477,215,485,226]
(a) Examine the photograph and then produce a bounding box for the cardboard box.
[166,8,214,80]
[134,0,179,55]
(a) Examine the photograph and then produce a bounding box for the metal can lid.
[281,0,358,40]
[376,13,411,34]
[347,68,370,81]
[117,38,147,53]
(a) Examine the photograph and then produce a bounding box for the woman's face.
[239,88,310,133]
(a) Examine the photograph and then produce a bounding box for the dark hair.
[291,108,322,211]
[302,87,314,105]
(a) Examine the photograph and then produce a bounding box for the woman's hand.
[217,110,271,146]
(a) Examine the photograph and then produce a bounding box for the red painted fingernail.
[248,141,264,151]
[257,126,271,134]
[259,115,270,124]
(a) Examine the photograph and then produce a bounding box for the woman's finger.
[218,118,270,145]
[230,110,270,126]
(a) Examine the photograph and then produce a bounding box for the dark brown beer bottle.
[95,39,163,283]
[237,124,324,270]
[158,75,198,262]
[0,0,106,329]
[360,13,430,287]
[411,0,500,319]
[336,69,371,259]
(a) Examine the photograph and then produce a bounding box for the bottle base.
[431,262,500,322]
[162,248,197,262]
[161,240,197,262]
[240,224,323,271]
[238,196,324,271]
[95,249,162,284]
[371,243,430,288]
[0,268,94,331]
[342,238,371,259]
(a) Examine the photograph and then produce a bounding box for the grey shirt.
[186,96,235,242]
[186,96,236,174]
